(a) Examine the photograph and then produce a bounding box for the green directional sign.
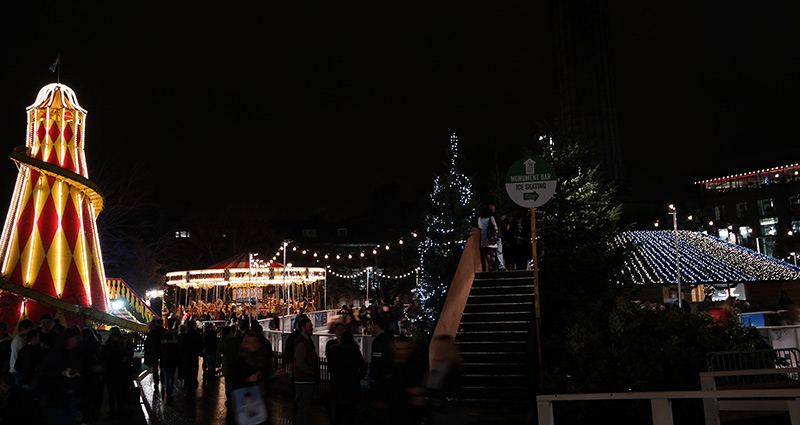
[505,157,557,208]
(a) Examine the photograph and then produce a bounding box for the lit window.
[760,217,778,236]
[175,230,190,238]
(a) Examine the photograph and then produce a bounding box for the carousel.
[165,252,326,317]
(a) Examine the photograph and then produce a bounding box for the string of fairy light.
[262,230,422,280]
[618,230,800,285]
[326,266,421,280]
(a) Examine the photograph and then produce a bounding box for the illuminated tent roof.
[618,230,800,285]
[207,252,283,269]
[166,252,325,288]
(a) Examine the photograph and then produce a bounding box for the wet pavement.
[137,368,333,425]
[132,365,523,425]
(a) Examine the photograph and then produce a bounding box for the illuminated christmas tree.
[411,133,476,334]
[0,83,110,329]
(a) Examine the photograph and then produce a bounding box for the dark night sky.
[2,2,799,222]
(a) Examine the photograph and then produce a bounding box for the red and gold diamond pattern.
[0,84,108,328]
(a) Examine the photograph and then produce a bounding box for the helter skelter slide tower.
[0,83,113,330]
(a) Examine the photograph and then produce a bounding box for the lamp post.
[669,204,682,308]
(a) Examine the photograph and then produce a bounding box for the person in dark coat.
[327,331,366,425]
[103,327,131,418]
[144,319,166,392]
[217,325,239,405]
[39,327,82,425]
[425,335,467,425]
[0,371,41,424]
[76,327,104,422]
[369,315,394,419]
[202,324,219,378]
[232,331,273,398]
[177,320,203,394]
[13,329,44,389]
[159,328,180,397]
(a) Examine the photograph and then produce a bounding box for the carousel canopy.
[207,252,283,269]
[166,252,325,288]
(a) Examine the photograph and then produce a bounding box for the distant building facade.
[696,163,800,262]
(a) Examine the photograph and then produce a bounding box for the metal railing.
[706,348,800,387]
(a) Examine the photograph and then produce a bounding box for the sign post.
[505,157,557,391]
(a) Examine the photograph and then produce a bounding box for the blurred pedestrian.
[177,320,203,394]
[160,328,180,397]
[389,336,425,425]
[103,327,132,418]
[233,331,274,395]
[76,327,103,422]
[292,317,319,425]
[0,323,11,374]
[203,323,220,379]
[425,335,467,425]
[14,329,44,389]
[327,331,366,425]
[39,327,82,425]
[144,318,166,392]
[369,315,394,420]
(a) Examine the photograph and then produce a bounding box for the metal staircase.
[455,270,537,420]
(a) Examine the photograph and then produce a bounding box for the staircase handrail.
[432,227,482,344]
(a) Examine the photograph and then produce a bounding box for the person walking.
[103,327,132,418]
[39,327,82,425]
[327,331,366,425]
[177,320,203,394]
[369,315,394,421]
[292,317,319,425]
[425,336,467,425]
[144,318,166,392]
[160,328,180,397]
[202,323,219,379]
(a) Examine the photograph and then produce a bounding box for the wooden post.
[537,399,554,425]
[650,398,674,425]
[531,207,543,391]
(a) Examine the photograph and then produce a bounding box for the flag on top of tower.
[49,54,60,73]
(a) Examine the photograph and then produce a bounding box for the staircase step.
[456,330,528,342]
[474,270,534,280]
[463,374,529,387]
[463,362,529,375]
[469,285,535,296]
[464,301,535,314]
[457,320,531,333]
[451,270,537,410]
[462,385,533,402]
[460,311,532,323]
[456,341,528,354]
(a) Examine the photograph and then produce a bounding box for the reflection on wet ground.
[138,370,332,425]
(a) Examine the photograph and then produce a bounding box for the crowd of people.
[0,314,139,424]
[140,302,466,425]
[0,299,468,425]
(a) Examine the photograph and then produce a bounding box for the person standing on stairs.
[489,204,508,271]
[477,205,500,271]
